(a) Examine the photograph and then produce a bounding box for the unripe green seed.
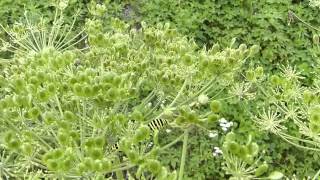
[8,139,21,150]
[113,76,122,86]
[58,132,69,145]
[93,160,103,172]
[207,113,219,123]
[73,83,83,96]
[29,76,39,85]
[28,107,41,119]
[84,157,94,171]
[210,100,221,113]
[22,143,33,155]
[255,67,264,77]
[237,145,249,159]
[310,112,320,124]
[211,43,220,54]
[4,131,14,143]
[89,148,103,160]
[36,71,47,82]
[246,69,255,81]
[270,75,280,86]
[83,85,94,97]
[47,83,56,94]
[77,163,86,174]
[52,149,64,159]
[94,136,105,147]
[134,125,150,143]
[85,139,95,149]
[132,110,144,121]
[64,111,76,121]
[227,141,240,154]
[61,158,73,171]
[310,122,320,134]
[127,150,140,164]
[13,78,25,91]
[239,44,247,52]
[38,90,49,102]
[146,159,162,176]
[247,142,259,157]
[44,112,56,125]
[102,72,116,84]
[313,34,319,45]
[107,87,119,100]
[244,154,254,164]
[255,163,269,176]
[57,120,72,130]
[249,45,260,57]
[198,94,209,105]
[101,159,111,170]
[47,159,59,170]
[182,53,193,66]
[303,90,313,104]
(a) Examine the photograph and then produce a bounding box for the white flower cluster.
[208,131,218,138]
[218,118,233,132]
[213,147,223,157]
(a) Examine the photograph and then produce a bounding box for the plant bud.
[227,141,240,154]
[303,90,313,104]
[313,34,319,45]
[132,110,144,121]
[255,66,264,77]
[225,132,236,142]
[249,45,260,57]
[28,107,41,119]
[146,160,162,176]
[211,44,220,54]
[198,94,209,105]
[247,142,259,157]
[210,100,221,113]
[246,69,256,81]
[207,113,219,123]
[310,112,320,124]
[134,125,150,143]
[255,163,269,176]
[127,150,140,164]
[239,44,247,52]
[64,111,76,121]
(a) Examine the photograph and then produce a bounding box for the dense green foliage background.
[103,0,320,178]
[1,0,320,178]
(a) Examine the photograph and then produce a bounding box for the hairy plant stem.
[178,128,189,180]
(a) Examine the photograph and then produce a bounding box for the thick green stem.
[114,156,124,180]
[312,169,320,180]
[178,128,189,180]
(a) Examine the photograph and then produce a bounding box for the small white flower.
[224,122,232,128]
[165,129,172,133]
[208,132,218,138]
[212,146,223,157]
[222,127,228,132]
[218,118,228,124]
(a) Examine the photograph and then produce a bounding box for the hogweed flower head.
[253,108,286,135]
[0,7,86,57]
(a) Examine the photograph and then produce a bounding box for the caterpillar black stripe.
[111,118,169,151]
